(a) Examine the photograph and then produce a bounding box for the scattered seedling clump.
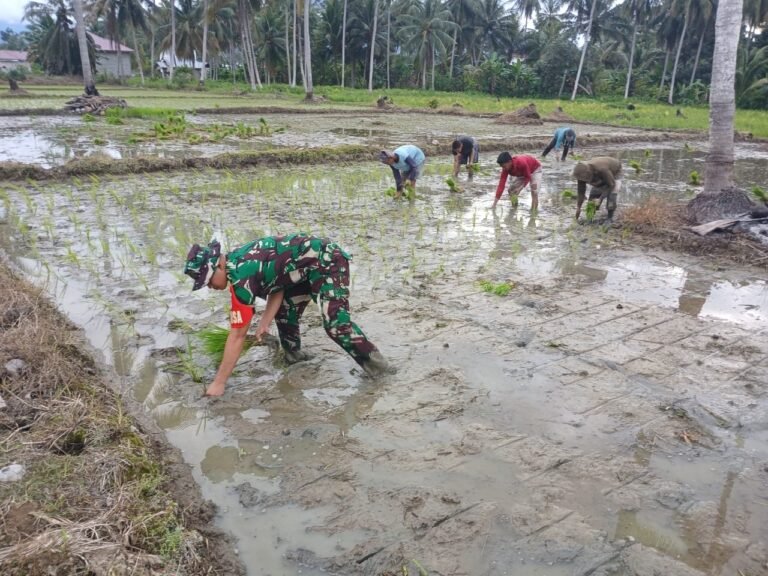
[629,159,642,173]
[751,186,768,204]
[689,170,702,185]
[561,188,575,199]
[478,280,514,296]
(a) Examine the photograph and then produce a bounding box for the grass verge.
[0,261,243,575]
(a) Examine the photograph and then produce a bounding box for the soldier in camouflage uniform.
[185,234,392,396]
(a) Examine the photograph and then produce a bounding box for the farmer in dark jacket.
[184,234,393,396]
[572,156,622,220]
[451,136,480,178]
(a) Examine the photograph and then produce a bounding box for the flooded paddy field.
[1,138,767,576]
[0,109,708,168]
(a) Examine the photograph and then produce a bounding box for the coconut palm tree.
[445,0,479,77]
[702,0,743,196]
[368,0,380,91]
[397,0,456,89]
[570,0,599,100]
[25,0,97,77]
[666,0,691,104]
[303,0,313,98]
[73,0,98,94]
[620,0,656,98]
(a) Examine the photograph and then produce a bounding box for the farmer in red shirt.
[493,152,542,212]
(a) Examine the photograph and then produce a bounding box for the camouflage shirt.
[225,234,348,305]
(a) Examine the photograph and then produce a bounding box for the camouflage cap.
[184,240,222,291]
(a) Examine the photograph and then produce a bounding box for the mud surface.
[0,112,701,168]
[1,127,768,576]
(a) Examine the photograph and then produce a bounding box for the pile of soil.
[544,106,575,123]
[0,260,243,575]
[494,103,543,125]
[686,187,756,224]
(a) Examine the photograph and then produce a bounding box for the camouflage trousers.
[589,179,621,217]
[274,246,377,365]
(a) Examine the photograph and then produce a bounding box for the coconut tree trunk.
[431,44,436,90]
[449,27,457,79]
[292,0,298,86]
[571,0,598,101]
[624,15,638,99]
[72,0,98,95]
[689,23,705,86]
[285,6,291,83]
[658,48,669,93]
[341,0,347,86]
[668,0,690,104]
[117,39,123,80]
[169,0,176,81]
[703,0,743,195]
[200,0,208,84]
[298,15,306,89]
[303,0,313,99]
[386,0,390,88]
[368,0,378,91]
[150,27,155,78]
[131,26,145,85]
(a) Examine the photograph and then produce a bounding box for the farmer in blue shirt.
[542,127,576,161]
[379,145,426,198]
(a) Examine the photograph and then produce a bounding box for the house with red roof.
[0,50,29,72]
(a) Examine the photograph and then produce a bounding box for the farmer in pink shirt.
[492,152,542,212]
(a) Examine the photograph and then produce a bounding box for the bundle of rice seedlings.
[445,177,461,193]
[196,325,274,363]
[585,201,598,221]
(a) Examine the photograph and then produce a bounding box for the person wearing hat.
[493,152,542,212]
[542,127,576,161]
[571,156,622,220]
[379,145,426,198]
[451,136,479,179]
[184,234,392,397]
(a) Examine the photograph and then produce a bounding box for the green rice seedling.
[561,188,575,199]
[93,137,106,145]
[82,113,96,123]
[478,280,514,296]
[751,186,768,204]
[258,117,271,136]
[643,149,652,157]
[688,170,701,185]
[628,159,642,174]
[445,177,461,193]
[585,200,598,221]
[196,325,269,363]
[176,337,204,383]
[571,153,584,160]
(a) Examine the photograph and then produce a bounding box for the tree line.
[2,0,767,107]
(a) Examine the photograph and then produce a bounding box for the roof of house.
[90,33,133,53]
[0,50,28,62]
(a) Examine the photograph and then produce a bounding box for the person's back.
[392,144,425,170]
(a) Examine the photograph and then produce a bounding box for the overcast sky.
[1,0,28,25]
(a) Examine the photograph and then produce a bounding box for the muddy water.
[1,144,767,575]
[0,111,701,167]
